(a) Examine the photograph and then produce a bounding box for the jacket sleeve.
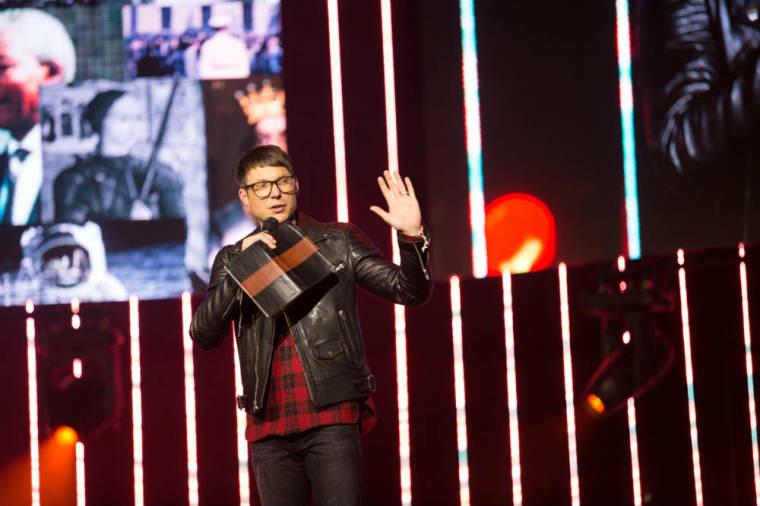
[348,223,432,306]
[656,0,760,173]
[189,246,240,349]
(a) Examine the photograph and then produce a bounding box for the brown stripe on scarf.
[240,238,319,297]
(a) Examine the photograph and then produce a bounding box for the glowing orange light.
[485,193,556,274]
[587,394,605,414]
[619,281,627,292]
[54,426,78,445]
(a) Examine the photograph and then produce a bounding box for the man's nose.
[269,183,282,197]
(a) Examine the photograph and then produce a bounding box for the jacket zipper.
[337,308,358,361]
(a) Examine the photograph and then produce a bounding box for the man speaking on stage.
[189,144,432,505]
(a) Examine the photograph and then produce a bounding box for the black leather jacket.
[657,0,760,172]
[189,213,432,414]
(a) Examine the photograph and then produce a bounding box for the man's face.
[0,32,59,137]
[238,165,298,227]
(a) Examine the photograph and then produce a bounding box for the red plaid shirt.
[246,328,376,442]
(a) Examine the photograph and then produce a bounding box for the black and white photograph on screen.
[201,75,285,274]
[122,0,281,80]
[34,78,208,301]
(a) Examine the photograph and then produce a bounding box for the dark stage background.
[1,0,759,504]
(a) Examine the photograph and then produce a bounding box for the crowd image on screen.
[124,1,282,80]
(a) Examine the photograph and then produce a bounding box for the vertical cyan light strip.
[326,0,349,222]
[558,263,580,506]
[76,442,85,506]
[181,291,199,506]
[25,300,40,506]
[501,271,522,506]
[739,244,760,505]
[677,249,704,506]
[614,0,641,259]
[232,329,251,506]
[128,295,145,506]
[379,1,412,503]
[618,256,642,506]
[450,276,471,506]
[458,0,487,278]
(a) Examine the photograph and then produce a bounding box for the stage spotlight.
[485,193,556,274]
[54,426,78,445]
[581,263,676,416]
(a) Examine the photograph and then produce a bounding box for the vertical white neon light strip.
[739,244,760,505]
[76,442,85,506]
[378,1,413,503]
[458,0,487,278]
[501,271,522,506]
[181,291,199,506]
[128,295,145,506]
[677,249,704,506]
[558,263,580,506]
[232,330,250,506]
[25,299,40,506]
[618,256,642,506]
[626,398,642,506]
[326,0,349,222]
[614,0,641,259]
[450,276,471,506]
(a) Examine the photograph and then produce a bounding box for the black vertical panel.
[356,292,399,506]
[280,0,337,222]
[567,264,633,505]
[476,0,623,265]
[460,276,511,505]
[338,0,389,256]
[635,260,696,506]
[77,301,134,506]
[390,0,430,229]
[686,250,754,505]
[140,298,189,506]
[418,0,470,279]
[406,281,459,505]
[512,268,569,505]
[193,295,239,506]
[0,306,31,506]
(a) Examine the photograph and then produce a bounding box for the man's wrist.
[401,225,423,236]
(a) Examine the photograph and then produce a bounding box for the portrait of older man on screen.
[0,8,76,225]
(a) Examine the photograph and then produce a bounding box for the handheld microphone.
[262,217,279,233]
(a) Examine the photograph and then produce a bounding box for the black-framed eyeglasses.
[242,176,297,199]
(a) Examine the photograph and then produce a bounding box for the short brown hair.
[235,145,293,186]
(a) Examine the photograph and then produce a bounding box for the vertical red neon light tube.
[501,271,522,505]
[558,263,580,505]
[677,249,703,506]
[738,244,760,505]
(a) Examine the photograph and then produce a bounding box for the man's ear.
[238,187,249,206]
[40,60,65,85]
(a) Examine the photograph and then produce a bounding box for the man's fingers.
[383,170,399,198]
[377,176,391,200]
[369,205,392,222]
[403,176,416,198]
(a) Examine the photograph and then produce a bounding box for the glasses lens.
[252,182,272,198]
[277,177,296,192]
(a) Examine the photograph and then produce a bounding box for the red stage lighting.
[485,193,556,274]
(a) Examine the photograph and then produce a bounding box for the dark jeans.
[249,423,361,506]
